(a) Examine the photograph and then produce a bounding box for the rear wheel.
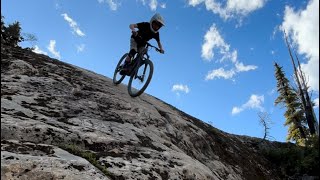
[113,53,128,85]
[128,60,153,97]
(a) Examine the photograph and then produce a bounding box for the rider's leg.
[127,49,136,63]
[125,38,138,64]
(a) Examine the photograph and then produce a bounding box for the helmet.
[150,13,165,33]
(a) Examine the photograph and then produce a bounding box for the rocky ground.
[1,45,284,180]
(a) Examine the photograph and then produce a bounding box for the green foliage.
[1,15,37,47]
[6,21,23,46]
[60,144,113,177]
[274,62,310,144]
[262,140,319,178]
[1,15,23,47]
[1,16,6,43]
[1,16,5,31]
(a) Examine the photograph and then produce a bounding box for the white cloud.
[47,40,61,59]
[205,67,235,80]
[160,3,166,9]
[187,0,267,20]
[32,45,48,55]
[231,107,242,115]
[226,0,265,16]
[149,0,157,11]
[232,94,264,115]
[172,84,190,94]
[203,24,257,80]
[61,13,85,37]
[98,0,119,11]
[202,24,229,61]
[139,0,146,5]
[98,0,165,11]
[137,0,165,11]
[76,44,85,53]
[235,62,257,72]
[280,0,319,92]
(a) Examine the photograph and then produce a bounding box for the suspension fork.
[141,59,149,79]
[133,51,149,80]
[140,53,149,78]
[132,57,141,79]
[134,58,148,82]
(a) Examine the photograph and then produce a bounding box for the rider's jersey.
[131,22,160,46]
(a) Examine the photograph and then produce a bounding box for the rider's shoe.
[119,55,135,75]
[120,62,131,75]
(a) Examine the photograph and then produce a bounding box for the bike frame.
[113,40,161,97]
[130,43,157,81]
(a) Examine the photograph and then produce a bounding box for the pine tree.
[1,15,6,43]
[1,15,24,47]
[6,21,23,46]
[274,62,309,144]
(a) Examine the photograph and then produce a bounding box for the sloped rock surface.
[1,140,108,180]
[1,45,282,179]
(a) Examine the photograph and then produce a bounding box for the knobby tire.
[128,60,154,97]
[113,53,127,85]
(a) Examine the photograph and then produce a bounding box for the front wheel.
[113,53,128,85]
[128,60,154,97]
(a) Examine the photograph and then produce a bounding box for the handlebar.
[133,33,162,53]
[146,42,161,53]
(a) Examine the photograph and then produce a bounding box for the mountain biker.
[122,13,165,73]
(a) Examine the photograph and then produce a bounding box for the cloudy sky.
[2,0,318,142]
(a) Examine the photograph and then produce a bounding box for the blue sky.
[2,0,319,142]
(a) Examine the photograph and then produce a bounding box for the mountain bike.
[113,42,162,97]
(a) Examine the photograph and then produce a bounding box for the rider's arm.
[157,41,164,54]
[129,24,138,35]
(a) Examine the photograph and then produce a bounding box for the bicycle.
[113,42,162,97]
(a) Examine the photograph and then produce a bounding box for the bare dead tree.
[283,31,317,135]
[259,112,270,140]
[295,52,319,135]
[257,111,273,145]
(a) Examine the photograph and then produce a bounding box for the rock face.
[1,45,282,179]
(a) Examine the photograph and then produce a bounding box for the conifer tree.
[1,16,6,43]
[274,62,309,144]
[6,21,23,46]
[1,15,23,47]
